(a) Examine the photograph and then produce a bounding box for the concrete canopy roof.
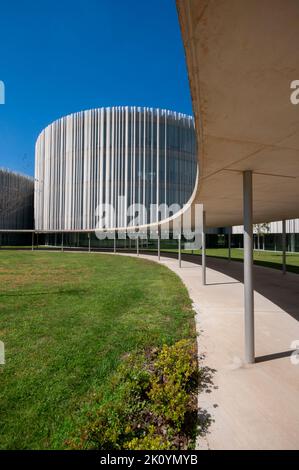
[177,0,299,227]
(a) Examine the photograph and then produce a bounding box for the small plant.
[67,339,208,450]
[148,340,198,430]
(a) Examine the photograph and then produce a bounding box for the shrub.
[148,340,198,430]
[67,339,203,450]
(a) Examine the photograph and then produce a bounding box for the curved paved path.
[115,251,299,450]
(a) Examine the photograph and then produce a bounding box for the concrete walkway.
[117,251,299,450]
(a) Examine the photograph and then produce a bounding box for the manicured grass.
[205,248,299,273]
[0,251,194,449]
[156,247,299,275]
[207,248,299,274]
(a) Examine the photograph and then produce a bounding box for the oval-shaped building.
[34,107,197,231]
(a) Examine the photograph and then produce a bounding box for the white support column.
[32,232,34,251]
[88,232,91,253]
[243,171,255,364]
[228,230,231,262]
[178,234,182,268]
[114,232,117,254]
[157,227,161,260]
[61,233,64,252]
[202,211,206,285]
[136,234,139,256]
[282,219,287,275]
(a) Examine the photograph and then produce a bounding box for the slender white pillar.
[137,235,139,256]
[32,232,34,251]
[282,220,287,274]
[228,230,231,261]
[158,227,161,260]
[243,171,255,364]
[202,211,206,285]
[88,232,91,253]
[178,234,182,268]
[114,233,117,254]
[61,233,64,252]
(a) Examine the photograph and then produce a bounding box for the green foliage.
[69,339,201,450]
[125,426,171,450]
[148,340,198,430]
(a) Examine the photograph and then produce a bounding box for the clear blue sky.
[0,0,192,176]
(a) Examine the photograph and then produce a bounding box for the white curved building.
[35,107,196,231]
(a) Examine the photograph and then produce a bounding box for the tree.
[254,223,270,250]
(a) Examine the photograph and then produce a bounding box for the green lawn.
[155,247,299,275]
[205,248,299,274]
[0,251,194,449]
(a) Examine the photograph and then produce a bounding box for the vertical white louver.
[34,107,196,230]
[0,169,34,229]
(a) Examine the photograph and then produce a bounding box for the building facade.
[0,169,33,230]
[233,221,299,252]
[35,107,197,231]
